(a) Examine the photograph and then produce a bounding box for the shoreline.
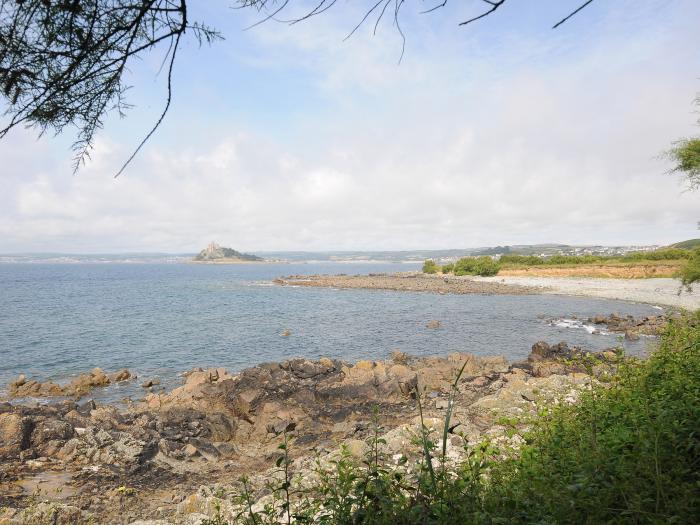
[0,340,632,524]
[474,275,699,310]
[274,272,543,295]
[275,272,699,310]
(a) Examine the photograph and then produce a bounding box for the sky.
[1,0,699,254]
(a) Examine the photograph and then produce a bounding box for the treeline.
[500,248,692,266]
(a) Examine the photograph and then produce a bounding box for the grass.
[201,311,700,524]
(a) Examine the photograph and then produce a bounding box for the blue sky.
[1,0,699,253]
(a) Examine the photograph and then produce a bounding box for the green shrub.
[441,263,454,274]
[499,249,693,268]
[680,248,700,290]
[422,260,438,274]
[453,256,501,276]
[484,310,700,524]
[621,248,692,261]
[499,254,546,265]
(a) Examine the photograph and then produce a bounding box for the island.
[191,242,264,263]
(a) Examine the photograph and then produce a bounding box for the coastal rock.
[624,330,640,341]
[1,502,86,525]
[0,347,614,524]
[586,313,670,335]
[8,377,63,398]
[527,341,623,378]
[7,369,134,399]
[0,413,32,458]
[60,427,155,467]
[109,369,133,382]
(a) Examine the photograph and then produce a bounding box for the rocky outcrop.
[588,313,670,337]
[7,369,134,399]
[0,348,615,524]
[192,242,263,263]
[516,341,623,378]
[275,273,541,295]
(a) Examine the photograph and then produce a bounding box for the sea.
[0,260,663,402]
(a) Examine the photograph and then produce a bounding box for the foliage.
[499,248,693,267]
[679,248,700,290]
[665,94,700,190]
[453,256,501,276]
[440,263,454,274]
[196,311,700,524]
[621,248,692,261]
[672,238,700,250]
[0,0,220,174]
[666,137,700,191]
[422,260,438,274]
[483,311,700,524]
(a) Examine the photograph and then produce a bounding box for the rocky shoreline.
[273,272,700,309]
[0,332,649,525]
[274,273,541,295]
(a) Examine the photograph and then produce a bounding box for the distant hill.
[193,242,263,263]
[671,239,700,250]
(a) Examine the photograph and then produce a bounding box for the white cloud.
[0,0,698,253]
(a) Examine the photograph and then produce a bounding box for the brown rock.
[0,413,32,457]
[109,369,132,383]
[624,330,640,341]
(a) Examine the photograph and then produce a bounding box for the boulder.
[624,330,640,341]
[109,369,133,382]
[0,413,32,457]
[8,502,86,525]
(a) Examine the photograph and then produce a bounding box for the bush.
[422,260,438,274]
[499,254,546,265]
[453,256,501,276]
[441,263,454,274]
[498,249,693,268]
[621,248,692,261]
[680,248,700,290]
[483,310,700,524]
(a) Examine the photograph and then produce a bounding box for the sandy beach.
[474,276,699,309]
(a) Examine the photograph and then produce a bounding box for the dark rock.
[77,399,96,416]
[624,330,640,341]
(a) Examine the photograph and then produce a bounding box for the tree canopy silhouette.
[0,0,595,175]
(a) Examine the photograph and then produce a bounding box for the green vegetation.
[428,249,698,282]
[422,260,438,274]
[666,137,700,191]
[200,312,700,524]
[452,256,501,276]
[665,94,700,190]
[680,248,700,290]
[481,312,700,523]
[499,248,692,266]
[440,263,454,274]
[673,238,700,250]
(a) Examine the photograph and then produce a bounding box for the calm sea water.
[0,262,661,400]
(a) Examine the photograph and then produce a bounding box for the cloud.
[0,0,698,253]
